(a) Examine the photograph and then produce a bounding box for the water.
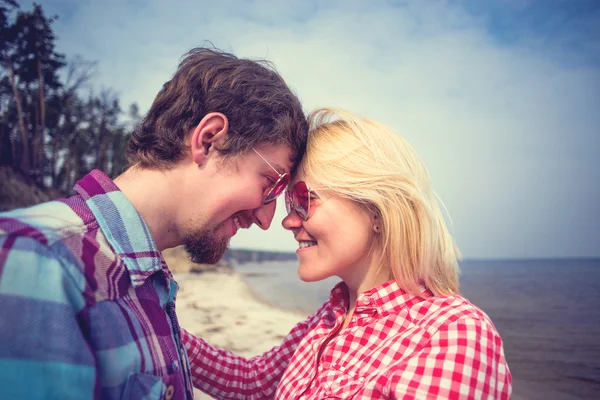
[235,259,600,400]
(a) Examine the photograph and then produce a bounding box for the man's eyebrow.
[276,163,290,174]
[265,162,289,175]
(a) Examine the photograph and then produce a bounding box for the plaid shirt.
[183,280,511,399]
[0,170,193,400]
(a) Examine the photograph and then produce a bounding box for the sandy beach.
[174,269,307,399]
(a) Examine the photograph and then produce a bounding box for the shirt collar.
[330,279,433,315]
[74,170,166,287]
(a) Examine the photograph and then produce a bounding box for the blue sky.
[30,0,600,258]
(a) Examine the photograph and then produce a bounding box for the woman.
[181,109,512,399]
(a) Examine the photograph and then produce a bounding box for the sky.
[28,0,600,259]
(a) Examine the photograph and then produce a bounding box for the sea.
[234,258,600,400]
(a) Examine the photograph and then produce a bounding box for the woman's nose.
[282,208,303,230]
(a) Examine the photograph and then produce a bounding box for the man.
[0,47,308,399]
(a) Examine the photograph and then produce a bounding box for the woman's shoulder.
[411,294,500,336]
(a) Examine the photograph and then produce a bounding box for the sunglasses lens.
[285,190,292,214]
[293,181,310,220]
[264,173,290,204]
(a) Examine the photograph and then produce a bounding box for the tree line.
[1,1,138,194]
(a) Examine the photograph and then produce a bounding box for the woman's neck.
[345,251,391,304]
[341,256,393,330]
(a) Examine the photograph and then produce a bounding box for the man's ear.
[190,112,229,166]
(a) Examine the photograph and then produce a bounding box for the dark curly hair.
[127,47,308,169]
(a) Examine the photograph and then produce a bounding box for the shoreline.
[175,269,306,357]
[175,269,308,399]
[233,260,321,317]
[237,272,311,316]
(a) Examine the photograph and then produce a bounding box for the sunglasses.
[253,148,290,204]
[285,181,313,221]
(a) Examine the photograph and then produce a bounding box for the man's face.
[182,144,293,264]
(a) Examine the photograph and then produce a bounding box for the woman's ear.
[371,211,381,233]
[190,112,229,166]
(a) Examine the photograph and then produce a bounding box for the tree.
[0,2,65,183]
[0,0,22,169]
[0,2,133,199]
[46,56,96,186]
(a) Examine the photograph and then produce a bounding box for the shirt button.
[361,296,371,305]
[165,385,175,400]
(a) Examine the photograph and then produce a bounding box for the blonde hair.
[298,108,460,296]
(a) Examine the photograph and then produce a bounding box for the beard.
[182,222,230,265]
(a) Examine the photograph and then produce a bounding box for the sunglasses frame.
[253,148,290,205]
[285,181,312,221]
[264,172,290,204]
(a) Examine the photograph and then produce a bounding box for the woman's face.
[282,177,375,284]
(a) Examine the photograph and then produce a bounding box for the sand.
[174,270,307,399]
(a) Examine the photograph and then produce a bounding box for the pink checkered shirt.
[182,280,511,399]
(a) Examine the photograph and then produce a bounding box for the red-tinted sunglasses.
[285,181,312,221]
[253,148,290,204]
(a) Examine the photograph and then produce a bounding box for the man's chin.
[183,233,230,265]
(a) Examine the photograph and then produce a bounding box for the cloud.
[35,0,600,257]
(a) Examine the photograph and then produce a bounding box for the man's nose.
[252,200,277,230]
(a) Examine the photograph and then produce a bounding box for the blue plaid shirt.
[0,170,193,399]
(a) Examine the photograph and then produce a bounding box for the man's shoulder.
[0,195,95,246]
[0,196,100,282]
[0,196,131,305]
